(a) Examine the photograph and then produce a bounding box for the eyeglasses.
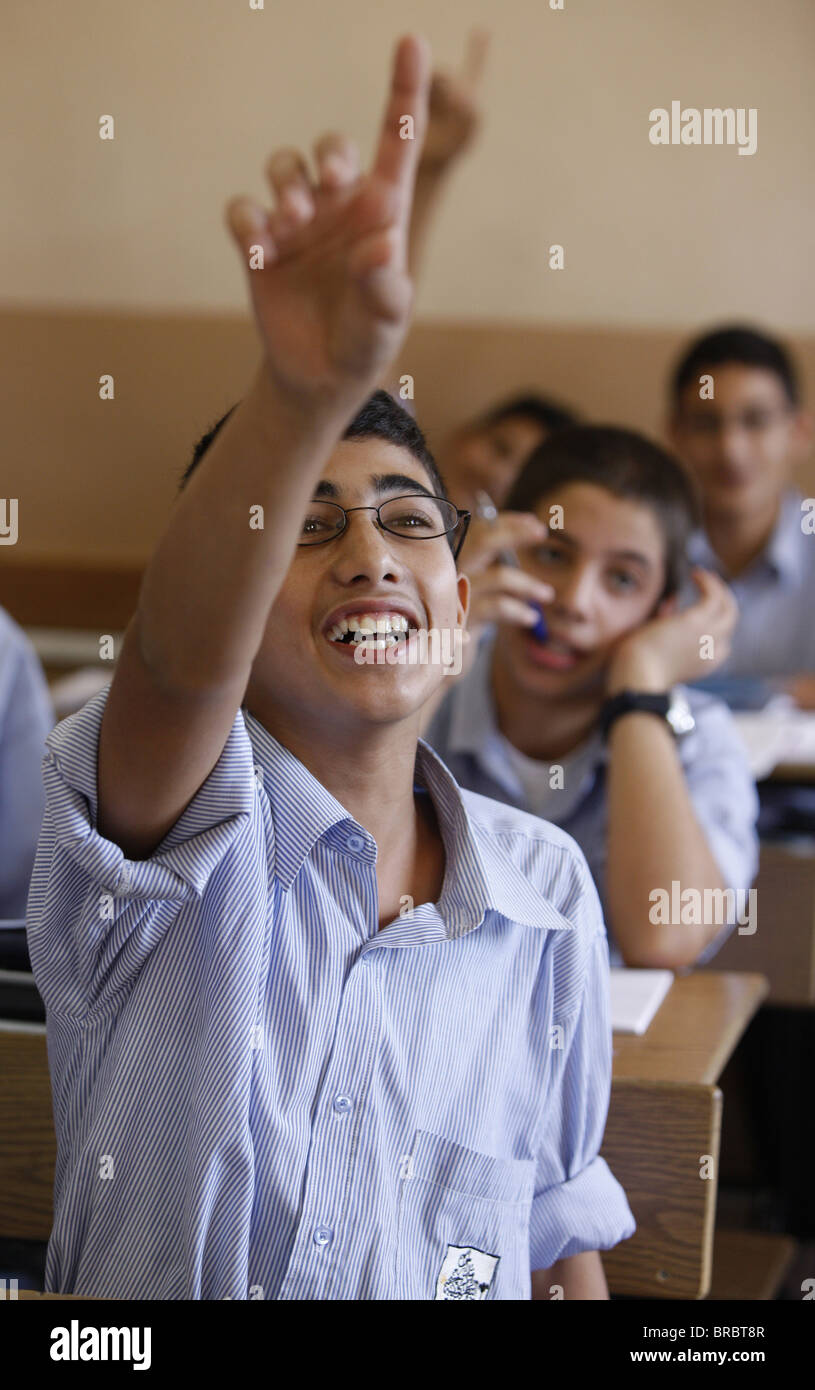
[298,494,472,561]
[682,406,793,437]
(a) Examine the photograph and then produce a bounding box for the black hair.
[476,392,579,436]
[504,424,701,601]
[670,324,800,408]
[179,389,458,552]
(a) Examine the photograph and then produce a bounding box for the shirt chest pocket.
[394,1129,536,1301]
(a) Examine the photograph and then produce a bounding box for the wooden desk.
[611,971,769,1084]
[601,970,768,1300]
[0,1029,55,1243]
[710,843,815,1004]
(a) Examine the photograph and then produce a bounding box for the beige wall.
[2,1,814,576]
[3,0,814,327]
[2,309,814,568]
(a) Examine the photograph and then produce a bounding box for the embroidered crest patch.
[435,1245,499,1300]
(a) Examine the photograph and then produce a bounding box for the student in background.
[442,393,579,519]
[668,325,814,710]
[0,604,54,918]
[424,426,759,970]
[397,28,578,516]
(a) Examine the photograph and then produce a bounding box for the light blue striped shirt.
[686,488,815,707]
[27,684,634,1301]
[0,604,54,917]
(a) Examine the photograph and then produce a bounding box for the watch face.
[666,692,696,736]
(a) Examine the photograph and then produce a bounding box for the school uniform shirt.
[424,632,759,967]
[26,683,635,1301]
[687,489,815,701]
[0,605,54,918]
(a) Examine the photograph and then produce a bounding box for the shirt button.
[333,1094,353,1114]
[313,1226,333,1247]
[346,834,365,853]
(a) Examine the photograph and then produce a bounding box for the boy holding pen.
[425,427,760,970]
[27,37,633,1300]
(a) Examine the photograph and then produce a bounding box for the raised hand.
[607,568,739,694]
[467,563,555,642]
[460,512,554,643]
[225,36,431,404]
[420,29,489,172]
[461,511,549,575]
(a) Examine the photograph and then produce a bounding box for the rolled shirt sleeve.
[529,922,635,1272]
[26,684,258,1019]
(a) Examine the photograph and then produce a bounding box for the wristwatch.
[599,688,696,742]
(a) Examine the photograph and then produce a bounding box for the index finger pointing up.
[371,35,432,205]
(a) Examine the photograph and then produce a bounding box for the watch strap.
[599,690,672,741]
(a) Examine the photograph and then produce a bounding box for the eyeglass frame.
[679,404,796,436]
[296,494,472,561]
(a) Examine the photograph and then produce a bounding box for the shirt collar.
[414,736,573,936]
[688,489,805,586]
[243,706,570,939]
[243,711,354,889]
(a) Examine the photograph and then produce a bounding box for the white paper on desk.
[732,708,815,779]
[609,968,673,1034]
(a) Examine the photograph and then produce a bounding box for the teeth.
[326,611,413,642]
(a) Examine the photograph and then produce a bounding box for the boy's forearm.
[605,715,727,967]
[137,364,353,692]
[531,1250,609,1300]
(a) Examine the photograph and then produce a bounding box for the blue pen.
[530,604,548,643]
[474,490,548,643]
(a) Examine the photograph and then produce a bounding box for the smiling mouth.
[325,611,413,651]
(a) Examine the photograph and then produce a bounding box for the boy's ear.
[456,572,471,628]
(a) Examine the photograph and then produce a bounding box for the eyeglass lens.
[299,495,457,544]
